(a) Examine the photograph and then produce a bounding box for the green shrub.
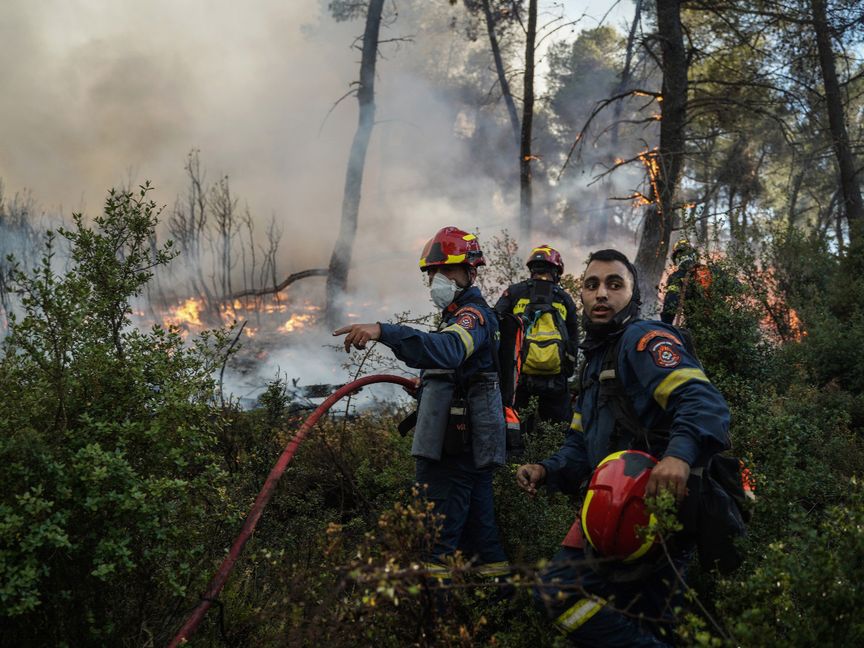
[0,187,234,646]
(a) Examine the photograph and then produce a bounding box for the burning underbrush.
[135,289,414,410]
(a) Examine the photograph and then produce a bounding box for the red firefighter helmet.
[581,450,659,562]
[526,245,564,275]
[418,227,486,271]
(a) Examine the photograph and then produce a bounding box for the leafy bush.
[716,480,864,646]
[5,199,864,647]
[0,187,235,646]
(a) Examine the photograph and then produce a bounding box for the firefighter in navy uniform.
[334,226,509,580]
[495,245,579,431]
[516,249,731,646]
[661,238,713,325]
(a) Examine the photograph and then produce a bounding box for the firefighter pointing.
[334,227,510,580]
[516,249,731,646]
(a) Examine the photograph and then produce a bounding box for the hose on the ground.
[168,373,416,647]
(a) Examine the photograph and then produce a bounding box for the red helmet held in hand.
[418,226,486,271]
[581,450,659,562]
[526,245,564,276]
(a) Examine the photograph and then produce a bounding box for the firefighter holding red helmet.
[494,245,579,439]
[515,249,731,646]
[334,226,510,582]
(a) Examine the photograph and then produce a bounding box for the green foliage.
[474,229,526,300]
[716,481,864,646]
[769,232,864,399]
[5,199,864,647]
[0,186,234,645]
[674,252,769,401]
[682,241,864,646]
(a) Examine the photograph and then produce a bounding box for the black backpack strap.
[597,337,668,454]
[452,292,518,404]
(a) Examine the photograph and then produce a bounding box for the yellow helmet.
[671,238,695,262]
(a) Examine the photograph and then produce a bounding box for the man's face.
[581,259,634,323]
[426,264,470,288]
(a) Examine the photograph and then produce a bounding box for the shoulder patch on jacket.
[636,329,682,351]
[649,340,681,368]
[454,305,485,329]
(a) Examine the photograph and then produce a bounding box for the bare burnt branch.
[231,268,328,300]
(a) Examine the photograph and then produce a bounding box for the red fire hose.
[168,373,416,647]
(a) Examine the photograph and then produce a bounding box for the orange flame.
[165,297,203,329]
[282,313,315,333]
[637,149,662,212]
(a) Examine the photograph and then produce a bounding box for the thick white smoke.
[1,0,641,401]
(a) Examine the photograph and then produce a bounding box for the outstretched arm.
[333,323,381,352]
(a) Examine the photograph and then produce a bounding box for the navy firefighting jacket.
[541,319,730,490]
[378,286,497,374]
[378,286,506,467]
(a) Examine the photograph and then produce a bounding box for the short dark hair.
[586,249,641,302]
[528,260,556,272]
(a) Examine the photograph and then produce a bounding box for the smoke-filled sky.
[1,0,632,253]
[1,0,636,393]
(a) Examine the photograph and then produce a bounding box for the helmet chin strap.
[463,265,477,288]
[582,298,642,341]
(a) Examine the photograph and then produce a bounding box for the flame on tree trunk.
[325,0,385,329]
[634,0,688,312]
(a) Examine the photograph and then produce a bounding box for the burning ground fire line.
[160,296,325,338]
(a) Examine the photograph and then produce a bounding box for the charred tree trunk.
[325,0,384,328]
[634,0,688,311]
[810,0,864,247]
[519,0,537,238]
[598,0,644,246]
[482,0,521,148]
[611,0,644,148]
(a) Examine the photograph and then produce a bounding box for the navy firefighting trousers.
[415,452,508,573]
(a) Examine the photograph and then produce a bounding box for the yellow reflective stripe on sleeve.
[423,562,450,580]
[555,596,606,634]
[653,368,710,409]
[476,561,510,578]
[441,323,475,358]
[570,412,583,432]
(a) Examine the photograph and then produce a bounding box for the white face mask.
[430,272,459,309]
